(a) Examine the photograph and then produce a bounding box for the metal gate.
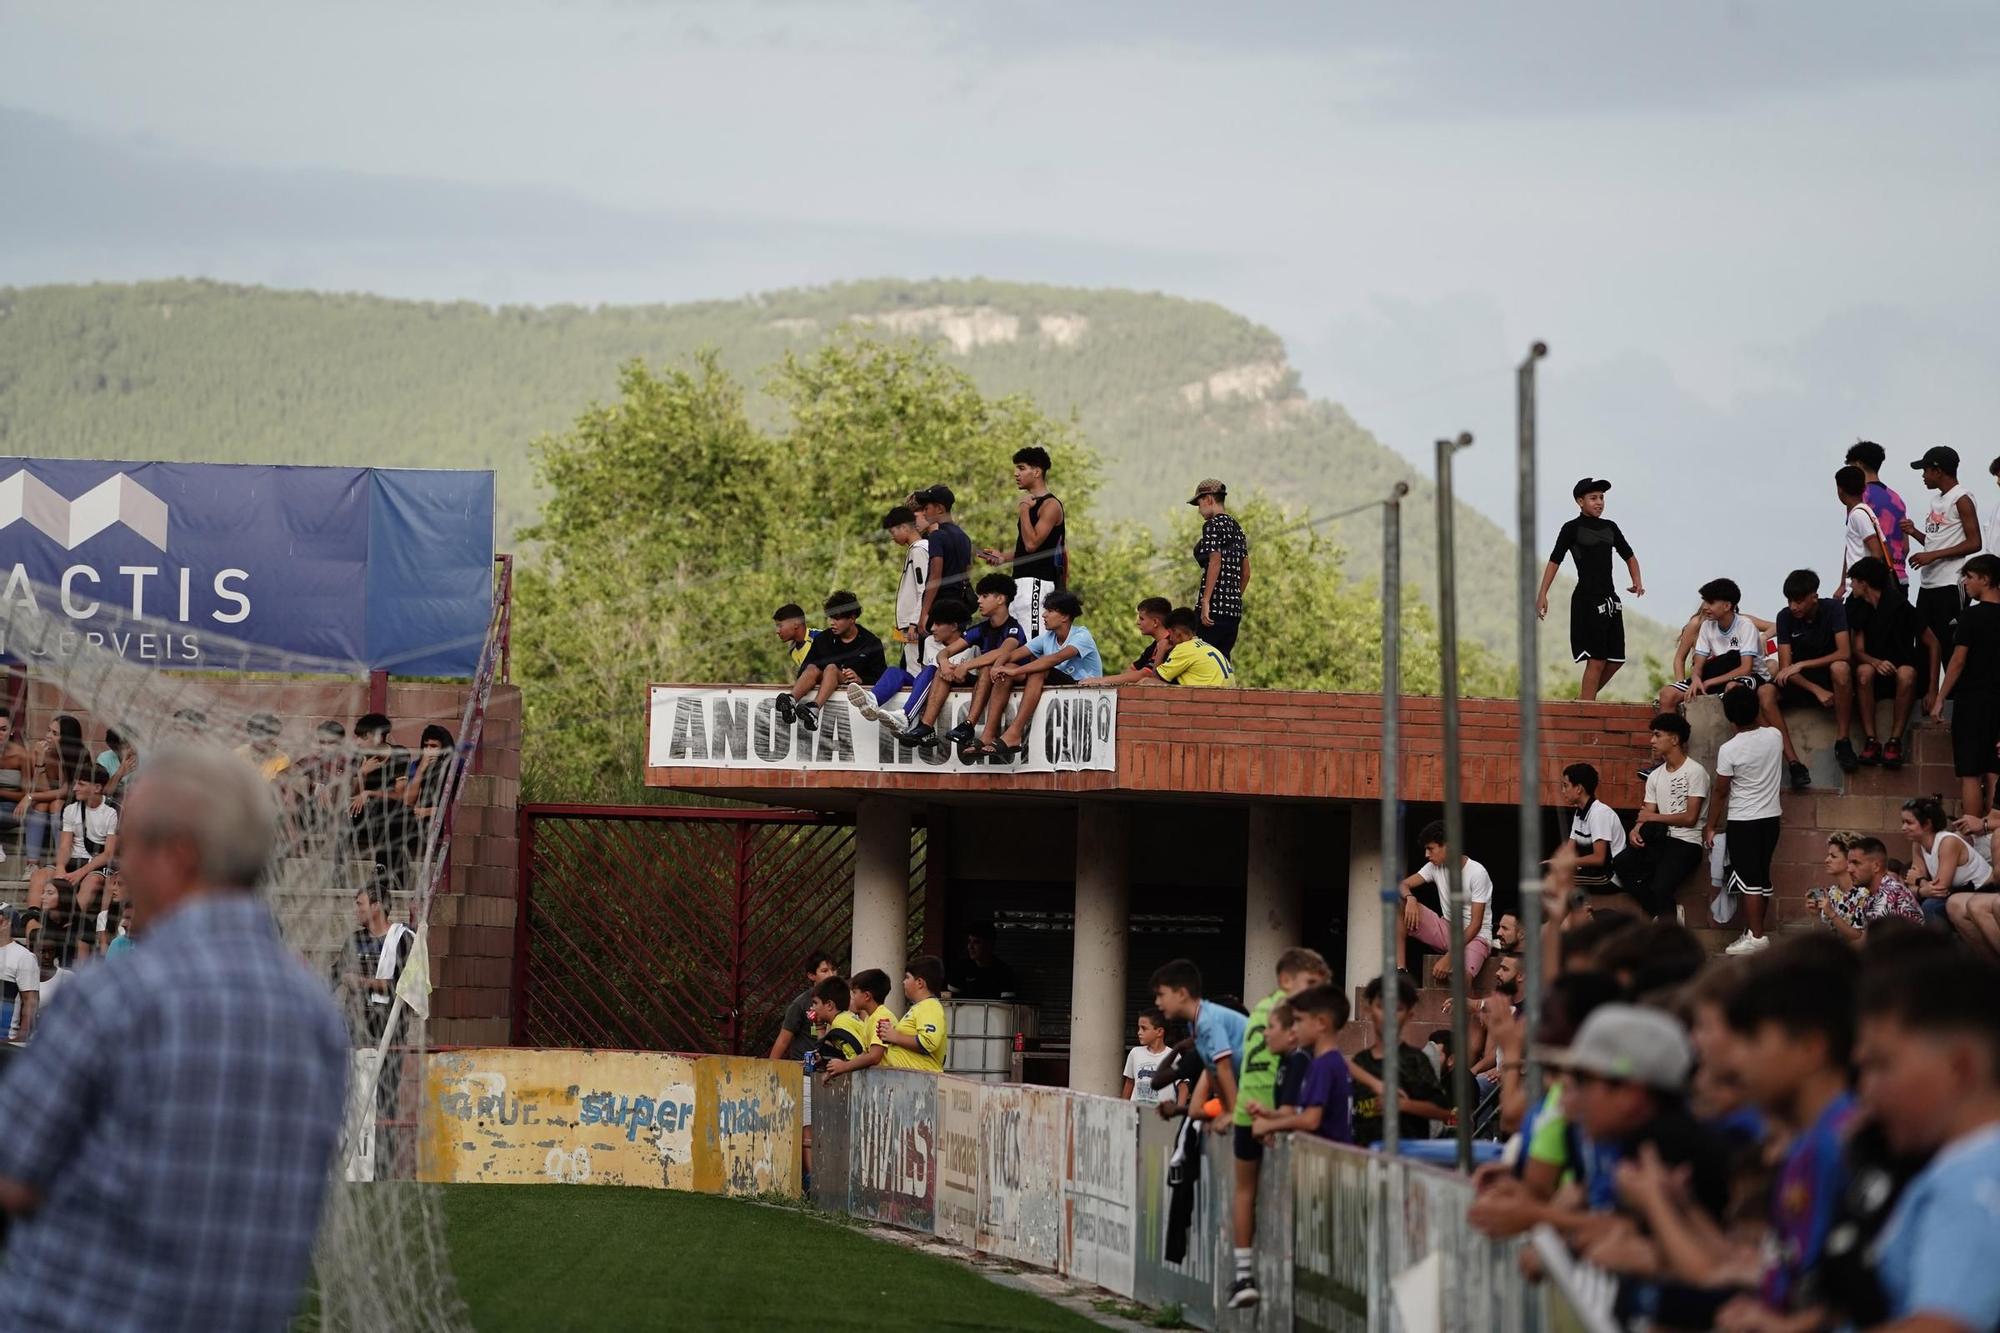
[512,804,928,1054]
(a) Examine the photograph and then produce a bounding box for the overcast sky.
[4,0,1998,614]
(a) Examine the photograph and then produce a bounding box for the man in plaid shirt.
[0,745,349,1332]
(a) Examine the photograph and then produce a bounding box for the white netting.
[0,582,502,1333]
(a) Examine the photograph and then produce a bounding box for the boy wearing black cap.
[1904,446,1983,694]
[1538,479,1645,701]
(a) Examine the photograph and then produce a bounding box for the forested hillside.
[0,277,1666,676]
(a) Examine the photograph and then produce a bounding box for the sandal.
[988,740,1024,764]
[957,738,995,764]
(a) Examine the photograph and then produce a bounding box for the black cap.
[913,484,956,511]
[1910,446,1960,474]
[1572,477,1612,499]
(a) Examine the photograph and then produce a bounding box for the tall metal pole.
[1518,342,1549,1109]
[1377,480,1408,1333]
[1436,431,1476,1172]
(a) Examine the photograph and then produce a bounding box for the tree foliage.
[517,339,1507,800]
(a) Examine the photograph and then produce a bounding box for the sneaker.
[845,682,884,721]
[1884,737,1905,769]
[1724,931,1771,957]
[774,694,797,726]
[1788,760,1812,791]
[1227,1278,1261,1309]
[1833,738,1859,773]
[896,722,935,748]
[1859,738,1883,766]
[796,702,820,733]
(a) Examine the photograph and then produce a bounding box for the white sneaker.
[844,683,883,721]
[1723,931,1770,956]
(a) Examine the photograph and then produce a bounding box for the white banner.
[647,685,1118,774]
[1064,1093,1139,1298]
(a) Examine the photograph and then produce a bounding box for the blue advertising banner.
[0,460,493,675]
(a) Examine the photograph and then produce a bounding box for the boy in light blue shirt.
[1853,942,2000,1332]
[1151,957,1246,1127]
[971,589,1102,763]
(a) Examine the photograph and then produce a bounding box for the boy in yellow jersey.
[1149,607,1235,688]
[876,955,950,1073]
[1222,946,1332,1309]
[823,969,894,1080]
[773,603,820,679]
[809,976,871,1064]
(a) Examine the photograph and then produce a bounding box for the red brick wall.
[16,675,522,1046]
[649,686,1655,808]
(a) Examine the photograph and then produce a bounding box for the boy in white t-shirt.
[52,764,118,915]
[1560,762,1628,893]
[0,910,40,1041]
[1836,464,1889,598]
[1704,685,1785,956]
[1394,820,1494,983]
[1613,713,1710,918]
[1122,1007,1176,1107]
[1905,446,1984,691]
[1658,577,1768,715]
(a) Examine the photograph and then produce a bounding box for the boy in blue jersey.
[772,604,819,679]
[1850,941,2000,1332]
[896,575,1026,751]
[1710,935,1859,1326]
[972,589,1103,763]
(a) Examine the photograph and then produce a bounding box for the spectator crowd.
[770,449,1243,763]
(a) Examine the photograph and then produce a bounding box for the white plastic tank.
[943,1000,1036,1083]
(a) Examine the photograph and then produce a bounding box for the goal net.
[0,580,501,1333]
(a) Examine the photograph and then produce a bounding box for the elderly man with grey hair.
[0,743,349,1332]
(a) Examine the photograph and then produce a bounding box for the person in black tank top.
[979,446,1068,587]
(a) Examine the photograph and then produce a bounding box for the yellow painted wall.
[422,1049,703,1190]
[692,1056,804,1197]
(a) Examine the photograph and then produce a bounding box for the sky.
[4,0,1998,612]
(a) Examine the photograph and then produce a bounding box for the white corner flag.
[394,922,432,1021]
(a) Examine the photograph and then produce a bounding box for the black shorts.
[1571,590,1625,663]
[1232,1123,1263,1163]
[1777,664,1836,710]
[1725,816,1781,896]
[1861,663,1912,697]
[1917,585,1964,659]
[1950,693,2000,778]
[1672,651,1758,695]
[1206,615,1241,659]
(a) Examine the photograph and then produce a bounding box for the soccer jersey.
[820,1009,870,1062]
[1155,638,1233,687]
[1762,1092,1856,1311]
[857,1004,890,1053]
[1233,988,1285,1127]
[786,630,822,678]
[1694,612,1766,673]
[1191,1000,1247,1077]
[801,624,888,684]
[882,996,948,1072]
[1865,479,1911,582]
[1548,515,1634,600]
[963,616,1027,661]
[1025,624,1104,681]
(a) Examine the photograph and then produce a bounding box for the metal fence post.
[1518,342,1549,1108]
[1436,431,1476,1173]
[1377,481,1408,1329]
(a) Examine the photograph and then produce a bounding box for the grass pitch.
[441,1185,1105,1332]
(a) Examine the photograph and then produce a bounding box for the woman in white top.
[1903,797,1991,926]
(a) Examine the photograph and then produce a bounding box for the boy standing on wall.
[1537,478,1645,702]
[1222,947,1332,1309]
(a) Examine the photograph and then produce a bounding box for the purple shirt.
[1299,1048,1354,1143]
[1866,480,1910,583]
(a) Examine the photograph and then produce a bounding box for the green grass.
[441,1185,1104,1332]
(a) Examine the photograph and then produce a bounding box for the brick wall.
[649,685,1656,808]
[15,674,522,1046]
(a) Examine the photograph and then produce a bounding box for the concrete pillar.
[1244,803,1306,992]
[852,797,912,1014]
[1345,802,1386,993]
[1070,805,1131,1097]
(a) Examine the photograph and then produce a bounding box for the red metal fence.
[513,804,928,1054]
